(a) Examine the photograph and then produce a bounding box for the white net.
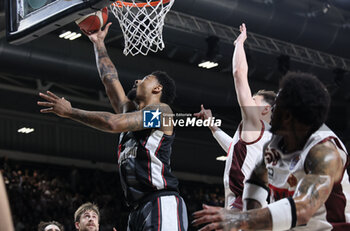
[110,0,175,56]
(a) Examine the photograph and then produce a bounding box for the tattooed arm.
[87,23,135,114]
[38,91,172,133]
[192,202,272,231]
[192,141,343,231]
[68,108,143,133]
[293,141,343,225]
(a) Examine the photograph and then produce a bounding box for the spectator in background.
[74,202,117,231]
[2,159,222,230]
[74,202,100,231]
[38,221,64,231]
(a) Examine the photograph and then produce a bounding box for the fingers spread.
[193,210,208,218]
[193,209,217,218]
[203,204,221,211]
[39,92,55,102]
[104,22,112,32]
[46,91,60,99]
[203,204,211,209]
[37,101,54,107]
[199,222,223,231]
[192,214,222,226]
[40,108,53,113]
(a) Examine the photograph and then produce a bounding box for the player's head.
[38,221,64,231]
[74,202,100,231]
[134,71,176,105]
[270,72,330,135]
[253,90,276,121]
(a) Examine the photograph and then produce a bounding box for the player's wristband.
[267,197,297,231]
[242,180,269,208]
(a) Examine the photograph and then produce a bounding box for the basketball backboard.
[5,0,113,44]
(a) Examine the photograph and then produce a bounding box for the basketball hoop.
[110,0,175,56]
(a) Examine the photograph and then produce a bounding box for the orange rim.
[112,0,171,8]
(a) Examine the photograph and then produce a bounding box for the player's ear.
[152,84,163,94]
[262,105,271,116]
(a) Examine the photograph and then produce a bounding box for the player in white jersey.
[194,23,275,210]
[195,105,273,210]
[193,72,350,231]
[265,123,350,231]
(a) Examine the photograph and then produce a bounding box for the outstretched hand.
[192,204,239,231]
[192,204,225,231]
[234,23,247,45]
[84,22,112,44]
[37,91,72,118]
[193,104,213,120]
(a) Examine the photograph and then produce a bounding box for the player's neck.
[282,129,310,153]
[262,114,271,124]
[138,97,161,109]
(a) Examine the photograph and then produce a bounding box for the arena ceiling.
[0,0,349,180]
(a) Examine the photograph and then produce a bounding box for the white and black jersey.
[118,129,179,207]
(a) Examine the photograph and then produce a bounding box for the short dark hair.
[254,90,276,106]
[278,72,330,132]
[74,202,100,222]
[151,71,176,105]
[38,221,64,231]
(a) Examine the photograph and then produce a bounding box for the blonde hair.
[254,89,276,106]
[74,202,100,222]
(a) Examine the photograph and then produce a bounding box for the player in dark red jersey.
[194,23,275,210]
[192,72,350,231]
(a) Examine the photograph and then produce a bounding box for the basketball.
[75,7,108,34]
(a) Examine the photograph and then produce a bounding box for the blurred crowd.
[0,157,224,231]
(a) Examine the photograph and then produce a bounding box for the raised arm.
[232,24,260,129]
[37,91,172,134]
[194,105,232,152]
[193,141,343,231]
[87,23,134,114]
